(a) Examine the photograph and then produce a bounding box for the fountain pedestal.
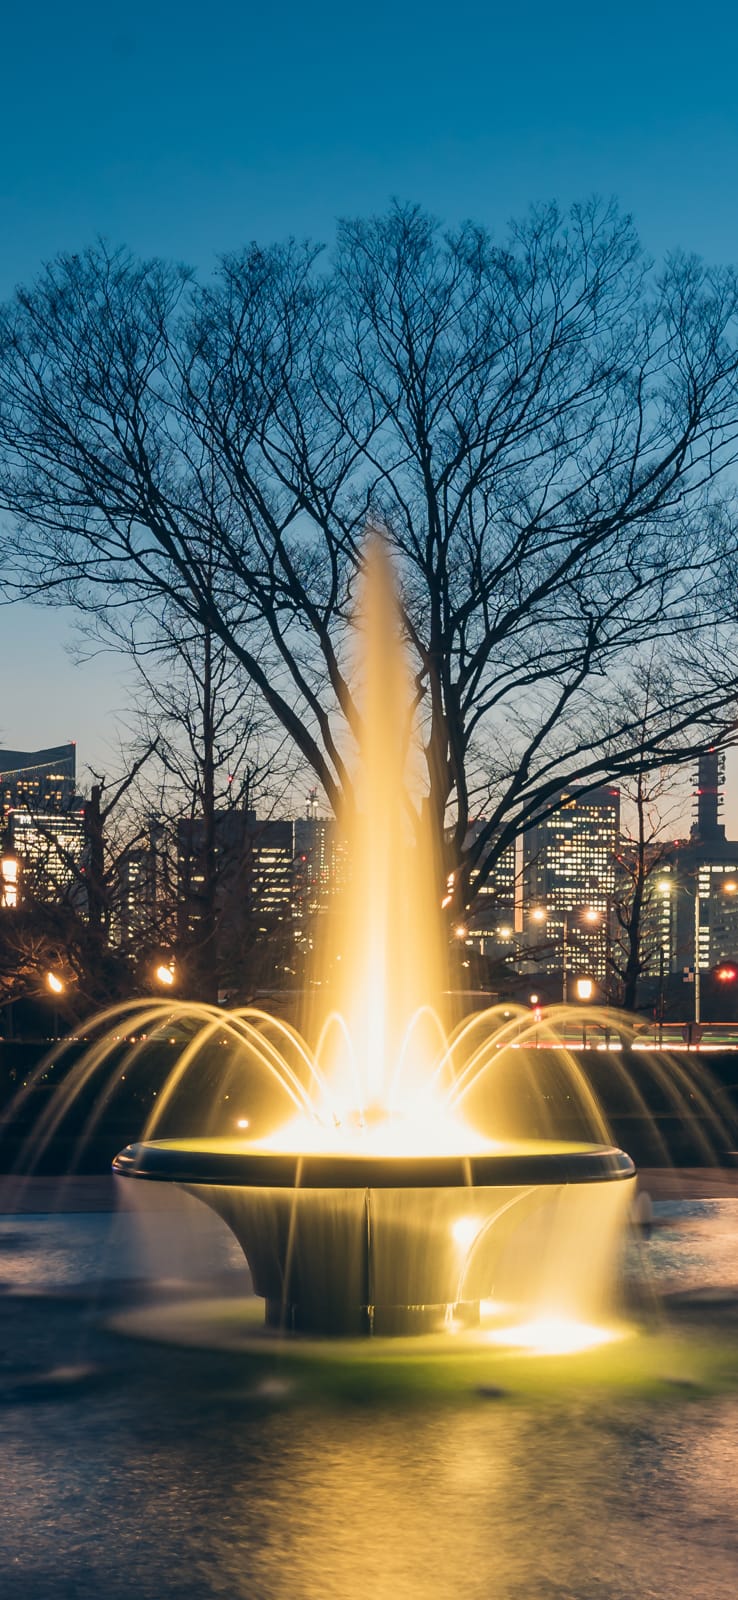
[113,1140,636,1338]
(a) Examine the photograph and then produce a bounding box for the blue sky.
[3,0,738,293]
[2,0,738,816]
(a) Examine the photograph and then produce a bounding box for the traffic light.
[713,961,738,983]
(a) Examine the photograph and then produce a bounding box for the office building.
[670,751,738,974]
[0,744,76,819]
[463,822,518,959]
[522,786,620,980]
[177,810,295,951]
[7,805,88,907]
[113,816,169,954]
[293,815,347,937]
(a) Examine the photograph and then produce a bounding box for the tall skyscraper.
[671,749,738,974]
[691,749,726,844]
[522,787,620,980]
[293,816,346,925]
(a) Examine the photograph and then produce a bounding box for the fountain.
[108,536,637,1341]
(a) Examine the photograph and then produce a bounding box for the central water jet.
[113,536,637,1341]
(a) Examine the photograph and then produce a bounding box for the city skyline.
[5,740,738,992]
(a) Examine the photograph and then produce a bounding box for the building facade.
[0,745,76,819]
[7,806,88,907]
[176,810,295,991]
[668,751,738,976]
[463,821,518,959]
[522,786,620,982]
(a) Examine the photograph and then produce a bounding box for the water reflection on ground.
[1,1186,737,1600]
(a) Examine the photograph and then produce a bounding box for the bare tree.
[610,764,681,1012]
[118,605,296,1001]
[2,202,738,918]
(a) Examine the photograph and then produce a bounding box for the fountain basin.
[114,1139,636,1336]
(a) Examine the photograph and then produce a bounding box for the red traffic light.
[714,962,738,983]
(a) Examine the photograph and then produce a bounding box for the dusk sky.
[3,0,738,821]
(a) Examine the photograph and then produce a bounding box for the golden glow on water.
[484,1315,629,1357]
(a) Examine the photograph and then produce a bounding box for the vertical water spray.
[311,533,448,1119]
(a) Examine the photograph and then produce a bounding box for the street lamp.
[45,970,65,1040]
[574,973,595,1047]
[155,960,176,987]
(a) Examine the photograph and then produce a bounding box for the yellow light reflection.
[486,1314,627,1356]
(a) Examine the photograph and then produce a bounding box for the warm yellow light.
[451,1215,480,1250]
[724,881,738,894]
[575,977,594,1002]
[657,879,671,893]
[496,924,513,940]
[582,908,600,924]
[454,923,468,940]
[487,1314,625,1355]
[155,963,175,986]
[530,907,547,923]
[236,1118,250,1130]
[1,855,19,908]
[46,971,64,995]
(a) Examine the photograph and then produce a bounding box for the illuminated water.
[1,1185,738,1599]
[10,538,736,1345]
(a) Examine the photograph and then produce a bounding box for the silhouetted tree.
[610,765,679,1012]
[2,203,738,918]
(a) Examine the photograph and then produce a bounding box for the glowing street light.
[155,961,176,987]
[44,969,66,1041]
[1,854,19,909]
[575,976,594,1002]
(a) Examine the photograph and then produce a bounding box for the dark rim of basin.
[112,1141,636,1189]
